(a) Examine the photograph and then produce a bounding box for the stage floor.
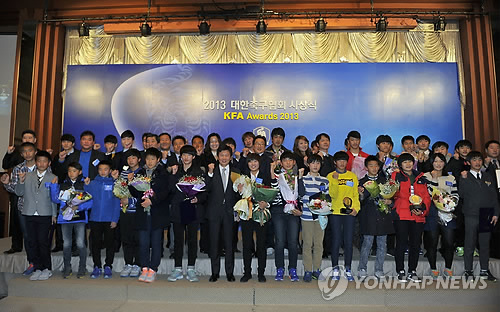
[0,236,499,277]
[1,237,499,311]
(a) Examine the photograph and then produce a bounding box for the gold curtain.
[63,23,466,106]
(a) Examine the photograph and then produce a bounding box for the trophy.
[409,195,423,213]
[340,197,353,214]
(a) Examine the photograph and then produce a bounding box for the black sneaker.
[479,270,497,282]
[407,271,421,282]
[63,268,72,279]
[464,270,474,280]
[397,270,407,283]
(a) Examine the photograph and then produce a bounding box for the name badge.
[92,159,100,167]
[104,185,113,191]
[255,178,263,184]
[346,181,354,187]
[445,181,453,186]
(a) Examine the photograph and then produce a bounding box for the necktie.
[222,167,227,192]
[493,159,499,169]
[476,173,481,181]
[37,175,43,188]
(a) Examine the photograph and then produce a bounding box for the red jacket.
[346,149,370,171]
[391,170,431,223]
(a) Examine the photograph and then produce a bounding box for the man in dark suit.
[482,140,500,258]
[206,145,240,282]
[459,151,499,281]
[52,130,105,181]
[112,130,136,172]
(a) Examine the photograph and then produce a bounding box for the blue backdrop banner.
[64,63,462,154]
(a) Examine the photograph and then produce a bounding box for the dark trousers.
[424,225,455,269]
[173,222,198,267]
[89,221,115,268]
[394,220,424,272]
[17,209,33,263]
[53,224,63,249]
[8,194,23,251]
[241,219,268,275]
[120,212,139,266]
[272,206,300,270]
[329,214,355,269]
[209,213,234,275]
[233,220,240,251]
[137,215,163,271]
[464,216,491,271]
[199,218,210,253]
[25,215,52,271]
[454,200,465,247]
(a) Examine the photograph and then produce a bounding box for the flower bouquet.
[251,181,278,226]
[113,177,132,213]
[431,188,457,225]
[130,175,153,215]
[58,188,92,221]
[233,175,253,221]
[378,179,399,214]
[176,175,205,224]
[277,172,299,214]
[308,191,331,230]
[363,180,380,198]
[383,157,399,177]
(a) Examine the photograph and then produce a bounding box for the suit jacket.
[15,171,58,217]
[206,164,240,221]
[320,153,335,177]
[2,149,24,170]
[459,171,499,218]
[53,149,105,180]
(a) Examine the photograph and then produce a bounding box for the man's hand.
[46,148,53,155]
[208,163,215,174]
[258,201,268,210]
[171,165,178,175]
[190,197,198,204]
[7,146,15,154]
[120,198,128,206]
[491,216,498,226]
[237,183,244,193]
[127,172,134,182]
[411,209,423,216]
[51,176,58,184]
[84,177,91,185]
[242,148,250,157]
[331,171,339,180]
[19,172,26,183]
[298,168,305,179]
[1,173,10,185]
[461,171,468,179]
[142,198,152,208]
[93,143,101,150]
[291,208,302,217]
[110,222,117,229]
[358,186,364,195]
[111,170,119,180]
[52,217,57,225]
[59,150,67,161]
[349,209,358,216]
[161,150,169,160]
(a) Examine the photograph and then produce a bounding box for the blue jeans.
[61,223,87,272]
[271,205,300,270]
[329,214,355,269]
[138,215,163,272]
[359,235,387,273]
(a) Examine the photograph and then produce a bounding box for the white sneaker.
[120,264,132,277]
[168,268,184,282]
[30,270,42,281]
[37,269,52,281]
[266,247,274,256]
[130,265,141,277]
[186,268,199,282]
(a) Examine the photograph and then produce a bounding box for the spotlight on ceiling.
[199,19,211,35]
[434,16,446,32]
[375,16,388,32]
[140,21,152,37]
[256,17,267,34]
[78,22,89,37]
[315,18,327,32]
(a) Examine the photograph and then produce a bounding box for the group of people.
[1,127,499,284]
